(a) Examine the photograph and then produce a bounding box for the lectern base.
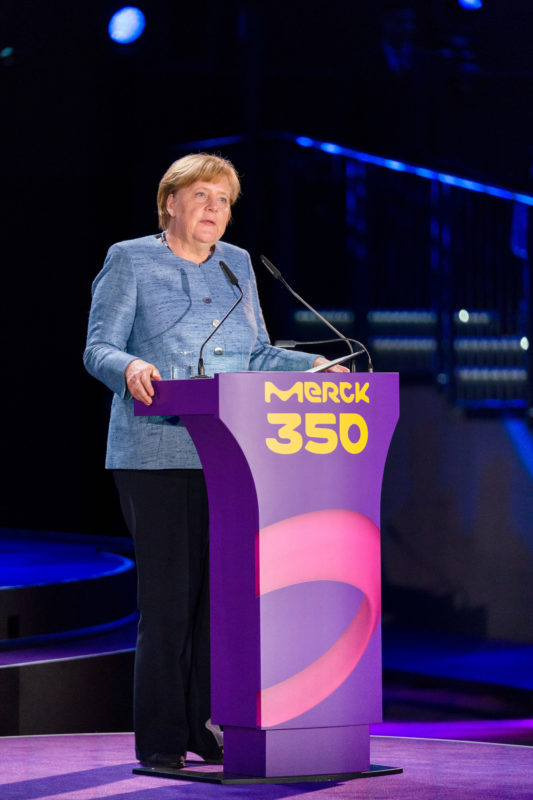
[132,763,403,785]
[223,723,372,776]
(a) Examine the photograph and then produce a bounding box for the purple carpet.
[1,732,532,799]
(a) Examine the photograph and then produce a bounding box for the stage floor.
[1,732,531,800]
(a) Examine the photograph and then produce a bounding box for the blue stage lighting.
[458,0,482,9]
[108,7,146,44]
[384,159,406,172]
[291,134,533,207]
[320,142,342,154]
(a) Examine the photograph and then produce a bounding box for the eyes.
[195,190,229,207]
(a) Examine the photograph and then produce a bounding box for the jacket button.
[214,347,223,356]
[212,319,220,326]
[202,297,212,304]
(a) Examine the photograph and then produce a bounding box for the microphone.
[275,337,373,371]
[194,261,244,378]
[260,255,370,372]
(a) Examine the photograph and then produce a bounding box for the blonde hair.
[157,153,241,229]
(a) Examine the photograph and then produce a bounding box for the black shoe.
[140,752,186,770]
[187,718,223,764]
[186,740,223,765]
[186,746,223,765]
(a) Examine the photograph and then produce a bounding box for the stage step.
[0,529,137,643]
[0,528,137,735]
[0,620,136,735]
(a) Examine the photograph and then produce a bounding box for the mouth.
[200,219,216,226]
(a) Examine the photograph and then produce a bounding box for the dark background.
[2,1,532,642]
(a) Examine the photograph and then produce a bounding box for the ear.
[166,192,176,217]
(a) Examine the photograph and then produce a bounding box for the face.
[166,177,232,247]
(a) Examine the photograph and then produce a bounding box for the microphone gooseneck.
[194,261,244,378]
[275,337,373,372]
[260,255,371,372]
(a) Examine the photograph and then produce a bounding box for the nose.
[205,193,225,212]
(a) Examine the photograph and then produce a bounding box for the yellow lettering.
[339,382,355,403]
[265,380,369,405]
[339,413,368,454]
[322,382,340,403]
[266,413,303,454]
[265,381,303,403]
[304,382,321,403]
[305,414,338,454]
[355,382,370,404]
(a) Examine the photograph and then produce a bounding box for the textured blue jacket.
[84,234,317,468]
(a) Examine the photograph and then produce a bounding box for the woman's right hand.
[125,359,162,406]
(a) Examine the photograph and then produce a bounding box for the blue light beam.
[291,135,533,208]
[109,7,146,44]
[458,0,483,9]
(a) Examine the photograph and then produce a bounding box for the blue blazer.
[84,235,317,468]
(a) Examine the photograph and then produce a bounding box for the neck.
[164,229,213,264]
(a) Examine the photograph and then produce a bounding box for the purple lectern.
[134,372,400,784]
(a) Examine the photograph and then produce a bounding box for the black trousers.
[113,468,215,761]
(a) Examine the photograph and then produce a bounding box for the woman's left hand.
[313,356,350,373]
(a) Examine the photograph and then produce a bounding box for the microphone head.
[260,254,282,280]
[219,260,239,286]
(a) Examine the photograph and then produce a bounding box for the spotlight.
[458,0,482,9]
[108,7,146,44]
[320,143,341,155]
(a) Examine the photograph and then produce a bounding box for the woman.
[84,153,344,770]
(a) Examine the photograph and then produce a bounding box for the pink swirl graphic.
[256,508,381,728]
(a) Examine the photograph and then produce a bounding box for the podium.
[134,371,399,783]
